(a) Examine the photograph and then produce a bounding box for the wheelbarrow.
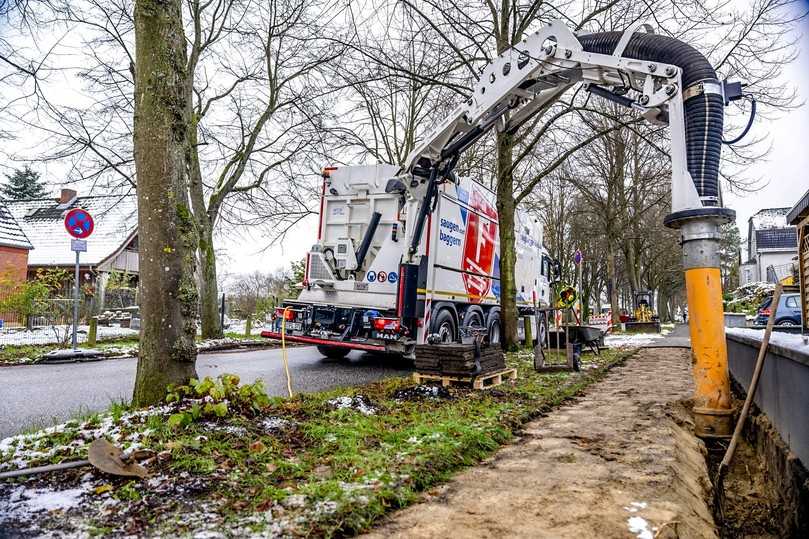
[566,325,604,355]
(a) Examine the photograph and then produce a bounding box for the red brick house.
[0,204,33,284]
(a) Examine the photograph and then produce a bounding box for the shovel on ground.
[88,438,148,479]
[0,439,149,480]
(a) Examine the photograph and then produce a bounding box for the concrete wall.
[727,333,809,469]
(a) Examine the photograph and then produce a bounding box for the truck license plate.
[285,322,302,332]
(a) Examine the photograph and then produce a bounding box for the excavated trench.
[361,348,806,538]
[701,393,809,538]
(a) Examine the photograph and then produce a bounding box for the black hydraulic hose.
[587,84,636,109]
[723,97,756,145]
[578,32,723,205]
[355,211,382,270]
[409,167,439,257]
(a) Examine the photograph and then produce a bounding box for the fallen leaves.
[94,484,114,495]
[249,440,267,454]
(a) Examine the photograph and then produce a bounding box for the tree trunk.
[658,289,671,323]
[198,222,223,339]
[495,130,518,350]
[606,246,621,327]
[132,0,199,407]
[185,70,222,339]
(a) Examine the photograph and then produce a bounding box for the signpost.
[64,208,95,351]
[573,249,583,323]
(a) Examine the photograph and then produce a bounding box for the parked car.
[755,293,802,326]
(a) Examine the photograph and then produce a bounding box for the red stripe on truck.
[260,331,387,352]
[397,265,405,317]
[317,179,326,240]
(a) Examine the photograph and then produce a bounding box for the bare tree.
[186,0,344,338]
[5,0,344,338]
[131,0,198,406]
[389,0,803,344]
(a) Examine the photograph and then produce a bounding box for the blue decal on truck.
[366,271,376,282]
[491,253,501,299]
[388,271,398,284]
[457,186,469,224]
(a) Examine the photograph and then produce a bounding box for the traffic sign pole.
[64,208,94,351]
[72,249,80,350]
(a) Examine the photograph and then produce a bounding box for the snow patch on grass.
[328,395,376,415]
[5,485,86,514]
[261,417,291,433]
[0,324,137,347]
[0,406,172,471]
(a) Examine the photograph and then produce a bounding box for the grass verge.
[0,347,634,537]
[0,336,141,366]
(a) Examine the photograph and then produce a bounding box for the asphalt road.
[0,346,412,439]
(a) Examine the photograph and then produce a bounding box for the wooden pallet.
[412,368,518,390]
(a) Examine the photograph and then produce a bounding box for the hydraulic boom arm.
[401,20,744,438]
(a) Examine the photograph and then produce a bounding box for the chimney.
[59,188,77,205]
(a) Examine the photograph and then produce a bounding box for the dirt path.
[364,348,717,539]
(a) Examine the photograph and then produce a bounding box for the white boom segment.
[403,20,701,216]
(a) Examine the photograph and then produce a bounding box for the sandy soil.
[364,348,718,539]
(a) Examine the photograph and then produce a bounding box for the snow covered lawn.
[0,324,137,347]
[0,350,632,537]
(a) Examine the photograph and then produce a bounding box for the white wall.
[740,261,758,285]
[758,250,797,282]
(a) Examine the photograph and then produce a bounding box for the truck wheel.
[433,309,457,344]
[463,308,484,330]
[487,312,501,345]
[317,345,350,360]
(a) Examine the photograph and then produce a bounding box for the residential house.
[5,189,138,309]
[0,203,33,284]
[739,207,798,285]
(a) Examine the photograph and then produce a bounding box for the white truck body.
[263,164,553,357]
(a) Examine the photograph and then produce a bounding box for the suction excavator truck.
[263,20,745,437]
[262,162,556,359]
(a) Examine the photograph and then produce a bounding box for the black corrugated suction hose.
[577,32,722,205]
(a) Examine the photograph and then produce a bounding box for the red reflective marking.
[317,178,326,240]
[259,331,386,351]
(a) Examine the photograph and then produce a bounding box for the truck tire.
[487,311,501,345]
[433,308,458,344]
[462,307,484,330]
[317,345,350,360]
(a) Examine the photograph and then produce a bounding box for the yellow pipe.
[685,267,733,437]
